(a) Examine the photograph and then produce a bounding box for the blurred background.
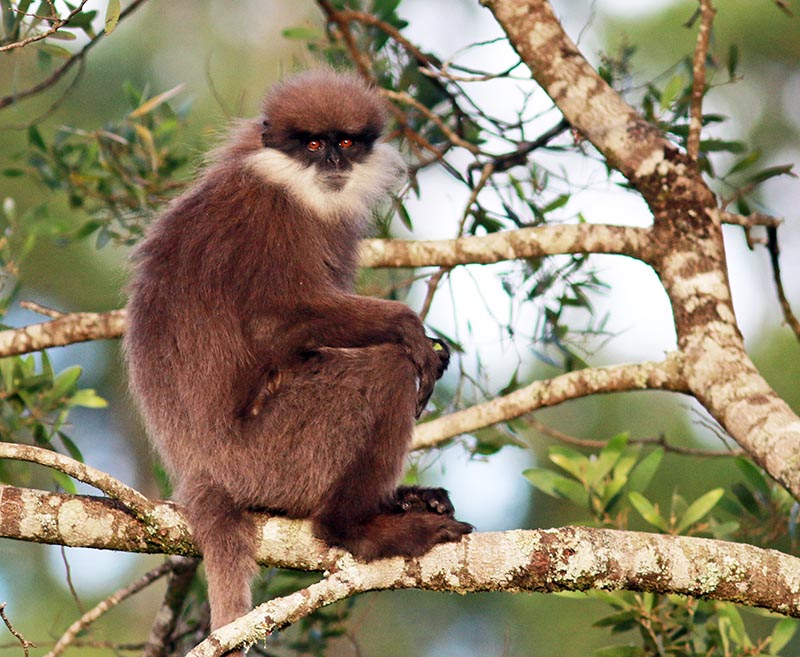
[1,0,799,655]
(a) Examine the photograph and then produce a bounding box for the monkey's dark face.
[251,123,405,221]
[295,132,374,190]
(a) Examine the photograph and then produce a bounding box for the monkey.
[124,69,473,640]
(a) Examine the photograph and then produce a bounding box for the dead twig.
[0,603,36,657]
[687,0,716,161]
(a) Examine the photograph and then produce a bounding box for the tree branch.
[687,0,716,161]
[4,484,800,657]
[0,441,155,522]
[43,560,174,657]
[0,308,125,357]
[413,354,688,450]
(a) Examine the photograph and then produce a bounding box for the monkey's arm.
[246,293,442,416]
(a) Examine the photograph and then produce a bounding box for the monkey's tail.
[180,483,259,633]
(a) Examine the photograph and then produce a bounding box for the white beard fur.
[247,143,407,223]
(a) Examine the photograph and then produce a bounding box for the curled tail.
[180,483,259,632]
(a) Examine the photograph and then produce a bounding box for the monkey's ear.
[260,120,271,148]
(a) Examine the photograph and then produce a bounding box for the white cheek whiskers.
[247,143,407,222]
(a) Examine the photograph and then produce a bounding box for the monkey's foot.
[394,485,456,517]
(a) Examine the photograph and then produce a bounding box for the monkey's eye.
[338,137,354,149]
[307,139,324,152]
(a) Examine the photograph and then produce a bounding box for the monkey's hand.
[429,337,450,380]
[410,340,443,418]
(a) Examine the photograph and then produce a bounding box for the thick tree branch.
[5,485,797,656]
[0,309,125,357]
[483,0,800,502]
[361,224,653,268]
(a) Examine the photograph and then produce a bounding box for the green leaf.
[49,365,83,401]
[281,25,323,41]
[58,432,84,463]
[104,0,121,34]
[51,470,77,494]
[735,457,771,496]
[676,488,724,534]
[68,388,107,408]
[628,492,667,531]
[700,139,746,154]
[728,43,739,79]
[549,446,587,483]
[27,125,47,151]
[587,433,628,487]
[726,149,762,177]
[746,164,795,185]
[660,74,686,110]
[770,618,797,655]
[627,448,663,493]
[523,468,589,508]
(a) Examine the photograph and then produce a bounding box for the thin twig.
[418,267,451,322]
[687,0,716,161]
[383,89,481,155]
[0,0,151,110]
[0,1,89,53]
[0,603,36,656]
[767,225,800,340]
[527,416,744,458]
[43,561,174,657]
[19,300,65,319]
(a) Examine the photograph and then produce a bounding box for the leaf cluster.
[527,434,799,656]
[4,82,190,247]
[0,351,105,492]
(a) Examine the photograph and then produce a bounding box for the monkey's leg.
[307,344,472,560]
[179,482,258,633]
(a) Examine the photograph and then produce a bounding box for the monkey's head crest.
[261,69,387,144]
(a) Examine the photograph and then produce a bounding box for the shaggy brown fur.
[124,70,471,642]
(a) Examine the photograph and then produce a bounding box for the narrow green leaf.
[769,618,797,655]
[104,0,121,34]
[523,468,589,508]
[735,457,771,496]
[549,448,587,483]
[281,25,323,41]
[726,149,762,177]
[50,365,83,400]
[628,492,667,531]
[68,388,108,408]
[51,470,77,494]
[676,488,724,534]
[58,432,84,463]
[587,433,628,487]
[27,125,47,151]
[746,164,795,185]
[660,74,686,110]
[628,448,664,493]
[728,43,739,79]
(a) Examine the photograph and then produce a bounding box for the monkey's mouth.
[321,173,349,192]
